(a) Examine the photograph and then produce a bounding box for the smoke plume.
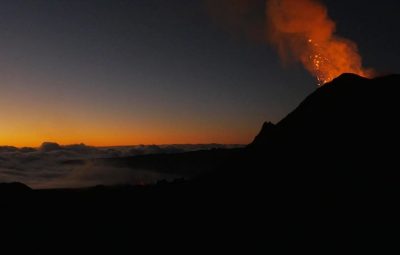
[266,0,371,85]
[206,0,372,85]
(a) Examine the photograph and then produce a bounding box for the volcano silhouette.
[1,73,400,254]
[252,73,399,148]
[247,73,400,185]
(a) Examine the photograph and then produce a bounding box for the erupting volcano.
[266,0,372,85]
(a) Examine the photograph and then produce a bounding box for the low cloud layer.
[0,143,240,189]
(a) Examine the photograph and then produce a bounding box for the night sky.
[0,0,399,146]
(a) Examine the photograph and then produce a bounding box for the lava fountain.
[266,0,372,85]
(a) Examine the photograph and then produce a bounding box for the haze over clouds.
[0,142,240,189]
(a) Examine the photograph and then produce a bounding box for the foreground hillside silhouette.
[1,74,400,253]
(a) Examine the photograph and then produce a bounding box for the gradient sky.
[0,0,399,147]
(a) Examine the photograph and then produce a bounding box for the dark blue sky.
[0,0,399,146]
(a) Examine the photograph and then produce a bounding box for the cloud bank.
[0,142,240,189]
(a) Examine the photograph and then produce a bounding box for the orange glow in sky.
[0,127,252,147]
[0,74,260,147]
[0,110,255,147]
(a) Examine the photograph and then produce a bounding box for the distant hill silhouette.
[1,73,400,254]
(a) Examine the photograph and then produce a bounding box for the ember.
[266,0,372,85]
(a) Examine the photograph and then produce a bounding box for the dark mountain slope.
[250,121,276,146]
[214,73,400,254]
[253,73,399,150]
[249,73,400,183]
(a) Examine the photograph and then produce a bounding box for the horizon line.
[0,142,247,149]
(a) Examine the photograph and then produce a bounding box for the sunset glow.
[0,107,254,147]
[0,121,253,147]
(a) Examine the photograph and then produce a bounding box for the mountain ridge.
[251,73,400,148]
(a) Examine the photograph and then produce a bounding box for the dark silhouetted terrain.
[1,74,400,254]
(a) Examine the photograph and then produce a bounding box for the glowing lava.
[306,37,370,86]
[266,0,372,86]
[308,39,332,85]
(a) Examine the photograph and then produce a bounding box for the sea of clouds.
[0,142,240,189]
